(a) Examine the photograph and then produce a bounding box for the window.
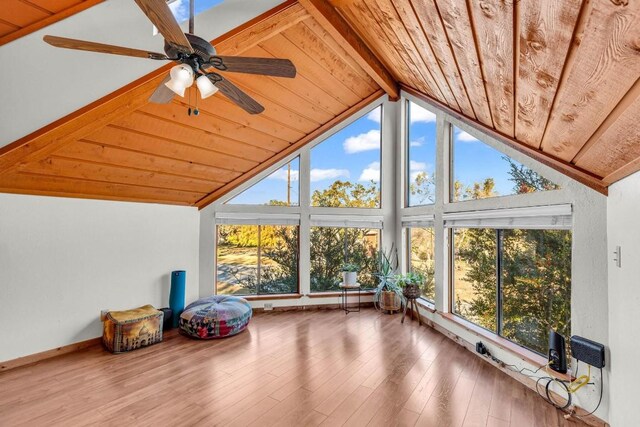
[406,227,435,302]
[452,227,572,355]
[451,125,559,202]
[311,106,381,208]
[406,101,437,206]
[216,225,299,295]
[168,0,225,23]
[226,158,299,206]
[310,227,379,292]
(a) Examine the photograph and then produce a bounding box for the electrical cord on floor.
[480,345,603,418]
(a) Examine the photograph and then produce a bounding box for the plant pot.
[342,271,357,285]
[380,290,401,313]
[403,284,421,300]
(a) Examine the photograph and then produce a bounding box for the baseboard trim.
[0,337,102,372]
[253,301,374,313]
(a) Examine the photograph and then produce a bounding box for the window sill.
[416,298,436,313]
[437,312,555,373]
[241,293,302,301]
[307,291,375,298]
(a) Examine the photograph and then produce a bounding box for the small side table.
[339,282,361,314]
[402,295,422,326]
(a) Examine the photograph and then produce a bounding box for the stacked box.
[103,305,163,353]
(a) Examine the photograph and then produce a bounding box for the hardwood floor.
[0,308,585,426]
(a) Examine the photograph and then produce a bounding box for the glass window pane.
[452,228,497,332]
[217,225,259,295]
[407,227,435,302]
[216,225,299,295]
[310,227,379,292]
[226,157,300,206]
[407,102,437,206]
[451,126,559,202]
[500,229,572,355]
[311,107,381,208]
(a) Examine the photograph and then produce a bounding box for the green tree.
[409,172,435,205]
[312,180,379,208]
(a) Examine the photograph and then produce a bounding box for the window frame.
[449,226,572,356]
[405,99,437,208]
[215,223,301,296]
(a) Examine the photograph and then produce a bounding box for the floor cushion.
[179,295,252,339]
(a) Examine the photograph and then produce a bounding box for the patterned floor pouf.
[179,295,252,339]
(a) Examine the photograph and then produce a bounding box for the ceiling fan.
[43,0,297,115]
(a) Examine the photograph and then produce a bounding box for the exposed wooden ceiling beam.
[298,0,399,100]
[401,84,608,195]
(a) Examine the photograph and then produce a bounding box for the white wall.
[607,171,640,426]
[0,194,200,362]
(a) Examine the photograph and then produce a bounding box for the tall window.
[406,101,437,206]
[452,227,571,355]
[311,106,381,208]
[216,225,299,295]
[310,227,379,292]
[451,125,559,202]
[406,227,435,302]
[226,157,299,206]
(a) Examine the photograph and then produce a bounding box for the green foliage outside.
[453,157,570,355]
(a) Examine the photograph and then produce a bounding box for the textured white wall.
[0,194,200,362]
[607,171,640,426]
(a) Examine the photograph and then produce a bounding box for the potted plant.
[341,263,360,285]
[373,246,405,314]
[396,272,425,300]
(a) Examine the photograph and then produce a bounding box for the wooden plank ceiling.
[313,0,640,193]
[0,0,103,46]
[0,2,383,207]
[1,0,639,206]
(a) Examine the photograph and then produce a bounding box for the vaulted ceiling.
[1,0,639,206]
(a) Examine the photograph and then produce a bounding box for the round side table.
[339,282,361,314]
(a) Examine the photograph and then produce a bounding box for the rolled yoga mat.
[169,270,186,328]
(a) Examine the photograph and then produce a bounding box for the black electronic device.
[548,330,567,374]
[570,335,605,368]
[159,307,173,331]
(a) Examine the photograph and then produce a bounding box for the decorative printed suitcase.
[102,305,163,353]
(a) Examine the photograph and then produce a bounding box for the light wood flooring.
[0,308,586,426]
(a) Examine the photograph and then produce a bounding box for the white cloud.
[410,104,436,124]
[410,136,425,147]
[359,162,381,182]
[267,168,299,182]
[409,160,427,171]
[310,168,350,182]
[455,129,479,142]
[366,108,381,124]
[343,130,381,154]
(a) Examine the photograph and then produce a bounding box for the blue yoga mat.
[169,270,186,328]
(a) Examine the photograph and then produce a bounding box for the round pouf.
[179,295,252,339]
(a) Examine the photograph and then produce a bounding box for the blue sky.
[169,0,225,23]
[228,102,539,205]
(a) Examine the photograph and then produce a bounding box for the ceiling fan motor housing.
[165,33,216,65]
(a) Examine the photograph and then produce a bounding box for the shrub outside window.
[406,227,435,302]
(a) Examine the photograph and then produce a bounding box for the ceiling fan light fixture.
[170,64,194,86]
[196,75,218,99]
[164,78,187,97]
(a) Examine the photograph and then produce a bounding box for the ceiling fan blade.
[211,56,297,78]
[43,35,169,59]
[134,0,194,54]
[209,74,264,115]
[149,75,175,104]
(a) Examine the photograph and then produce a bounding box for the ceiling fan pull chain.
[187,86,192,116]
[194,87,199,116]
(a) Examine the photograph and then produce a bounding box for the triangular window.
[225,157,300,206]
[451,126,559,202]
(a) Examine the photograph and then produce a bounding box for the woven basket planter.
[379,290,401,313]
[403,284,421,300]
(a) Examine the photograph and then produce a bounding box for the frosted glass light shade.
[165,79,187,97]
[170,64,194,86]
[196,75,219,99]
